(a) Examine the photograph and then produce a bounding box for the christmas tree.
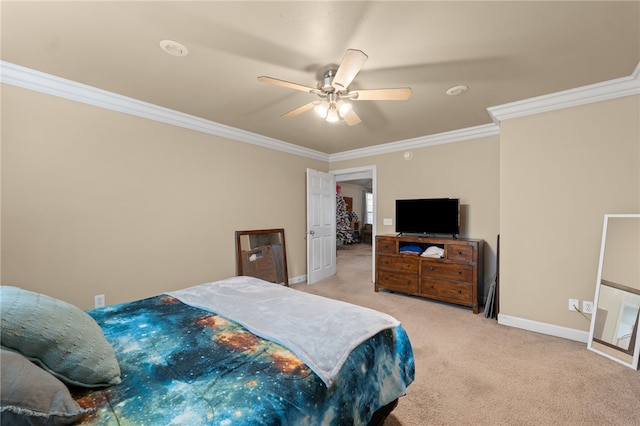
[336,184,354,245]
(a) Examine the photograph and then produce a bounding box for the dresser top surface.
[377,234,483,244]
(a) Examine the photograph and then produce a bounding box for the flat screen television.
[395,198,460,236]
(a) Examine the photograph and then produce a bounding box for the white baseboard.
[288,275,307,285]
[498,314,589,344]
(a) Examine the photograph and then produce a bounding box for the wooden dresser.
[375,235,484,313]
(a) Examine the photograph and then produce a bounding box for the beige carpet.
[292,243,640,426]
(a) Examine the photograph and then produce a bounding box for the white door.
[306,168,336,284]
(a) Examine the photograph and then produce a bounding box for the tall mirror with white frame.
[588,214,640,369]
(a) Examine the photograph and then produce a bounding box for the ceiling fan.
[258,49,412,126]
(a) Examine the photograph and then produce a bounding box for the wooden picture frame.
[235,229,288,286]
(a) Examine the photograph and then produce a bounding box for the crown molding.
[3,60,638,164]
[328,123,501,162]
[488,62,640,123]
[0,61,330,162]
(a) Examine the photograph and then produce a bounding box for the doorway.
[331,166,376,282]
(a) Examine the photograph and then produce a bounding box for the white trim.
[335,170,373,182]
[288,275,307,285]
[330,165,378,283]
[328,123,500,162]
[0,61,329,162]
[488,63,640,124]
[498,313,589,343]
[2,60,639,162]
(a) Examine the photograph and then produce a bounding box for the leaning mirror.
[235,229,288,286]
[588,214,640,368]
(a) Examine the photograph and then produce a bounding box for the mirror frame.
[235,228,288,286]
[588,214,640,369]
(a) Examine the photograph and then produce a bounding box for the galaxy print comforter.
[167,276,404,387]
[72,291,415,425]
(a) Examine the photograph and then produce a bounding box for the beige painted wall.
[330,136,501,297]
[1,85,326,309]
[500,95,640,331]
[3,81,637,337]
[339,182,366,223]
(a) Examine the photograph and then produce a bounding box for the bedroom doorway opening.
[331,166,376,283]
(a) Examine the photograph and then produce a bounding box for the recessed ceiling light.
[446,85,468,96]
[159,40,188,57]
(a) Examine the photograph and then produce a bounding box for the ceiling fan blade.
[258,76,318,93]
[282,102,317,118]
[351,88,412,101]
[331,49,368,90]
[341,108,361,126]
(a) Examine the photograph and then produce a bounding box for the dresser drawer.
[420,278,472,305]
[378,255,419,273]
[376,238,396,254]
[421,260,473,282]
[446,244,474,263]
[378,271,419,293]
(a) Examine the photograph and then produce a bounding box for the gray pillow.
[0,286,121,388]
[0,348,94,425]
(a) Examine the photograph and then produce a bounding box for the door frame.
[331,165,377,282]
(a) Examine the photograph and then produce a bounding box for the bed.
[0,277,414,425]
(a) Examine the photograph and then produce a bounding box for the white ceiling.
[2,1,639,155]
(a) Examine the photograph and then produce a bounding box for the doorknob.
[309,230,315,235]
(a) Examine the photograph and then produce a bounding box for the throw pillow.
[0,286,121,388]
[0,347,93,425]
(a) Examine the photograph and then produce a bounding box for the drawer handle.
[458,270,462,275]
[458,251,463,255]
[458,290,462,294]
[430,266,435,271]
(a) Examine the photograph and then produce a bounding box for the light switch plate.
[383,218,392,226]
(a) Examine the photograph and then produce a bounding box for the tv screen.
[395,198,459,236]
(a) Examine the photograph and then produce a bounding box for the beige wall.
[500,95,640,331]
[1,85,326,309]
[331,136,501,297]
[3,81,638,337]
[338,182,366,223]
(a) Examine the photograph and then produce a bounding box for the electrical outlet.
[568,298,579,311]
[94,294,105,308]
[583,301,594,314]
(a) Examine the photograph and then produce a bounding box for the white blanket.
[166,276,400,387]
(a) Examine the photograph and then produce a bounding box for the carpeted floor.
[292,243,640,426]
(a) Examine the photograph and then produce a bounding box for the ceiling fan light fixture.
[326,105,340,123]
[314,100,329,118]
[336,100,352,116]
[258,49,410,126]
